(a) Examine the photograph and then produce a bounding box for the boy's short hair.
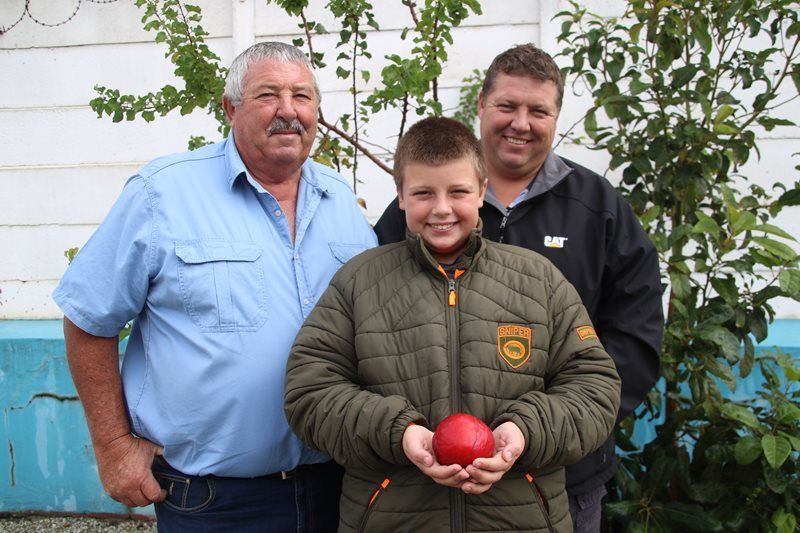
[393,117,487,189]
[482,44,564,109]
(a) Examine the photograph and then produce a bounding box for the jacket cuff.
[390,409,428,465]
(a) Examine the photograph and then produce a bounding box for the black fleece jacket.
[374,155,663,495]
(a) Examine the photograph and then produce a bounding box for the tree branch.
[299,9,317,66]
[403,0,419,26]
[318,113,392,174]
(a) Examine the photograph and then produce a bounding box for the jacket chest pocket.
[175,240,268,332]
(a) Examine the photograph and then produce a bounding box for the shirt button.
[294,253,299,260]
[303,299,310,305]
[274,209,282,217]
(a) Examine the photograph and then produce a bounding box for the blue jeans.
[151,457,344,532]
[568,484,607,533]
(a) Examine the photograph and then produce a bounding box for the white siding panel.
[253,0,538,37]
[0,225,97,281]
[1,0,231,49]
[0,107,222,167]
[0,280,62,319]
[0,166,132,225]
[0,39,233,109]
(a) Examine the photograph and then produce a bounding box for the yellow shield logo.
[497,325,532,369]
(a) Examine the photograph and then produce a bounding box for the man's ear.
[397,187,406,211]
[477,90,485,119]
[222,96,236,123]
[478,178,488,207]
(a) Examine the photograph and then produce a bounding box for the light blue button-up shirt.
[53,135,377,477]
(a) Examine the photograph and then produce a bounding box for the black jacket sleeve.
[597,198,663,421]
[374,197,406,245]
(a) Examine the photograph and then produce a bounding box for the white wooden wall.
[1,0,798,319]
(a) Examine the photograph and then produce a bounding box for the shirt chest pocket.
[175,240,268,332]
[329,242,366,265]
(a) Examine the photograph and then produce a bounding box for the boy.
[284,117,620,532]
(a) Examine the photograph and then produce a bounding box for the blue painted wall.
[0,320,152,515]
[1,318,798,514]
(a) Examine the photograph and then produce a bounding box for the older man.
[375,44,663,532]
[54,42,377,532]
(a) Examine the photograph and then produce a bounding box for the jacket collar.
[405,219,486,274]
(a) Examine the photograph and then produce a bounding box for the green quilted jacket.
[285,229,621,532]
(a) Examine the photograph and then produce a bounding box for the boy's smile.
[398,158,487,265]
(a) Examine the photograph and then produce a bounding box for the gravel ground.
[0,515,156,532]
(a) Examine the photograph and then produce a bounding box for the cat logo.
[497,325,532,369]
[544,236,568,248]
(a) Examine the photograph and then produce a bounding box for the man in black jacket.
[374,44,664,532]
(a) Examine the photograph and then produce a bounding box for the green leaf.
[720,403,760,430]
[692,212,721,234]
[761,434,792,469]
[670,271,692,300]
[713,105,735,124]
[711,277,738,304]
[629,22,643,43]
[764,464,788,493]
[640,205,660,226]
[643,455,676,496]
[753,237,798,261]
[777,401,800,423]
[584,108,598,134]
[781,432,800,451]
[778,187,800,207]
[714,123,739,134]
[754,224,796,240]
[772,509,797,533]
[740,335,755,377]
[778,269,800,297]
[671,65,698,88]
[662,502,723,531]
[778,355,800,381]
[749,311,768,343]
[686,481,726,504]
[731,211,756,234]
[734,436,762,464]
[630,79,649,95]
[706,357,737,389]
[700,326,741,361]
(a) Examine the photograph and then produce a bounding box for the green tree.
[89,0,483,204]
[557,1,800,531]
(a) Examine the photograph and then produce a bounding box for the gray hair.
[224,41,321,106]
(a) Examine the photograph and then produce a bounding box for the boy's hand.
[461,421,525,495]
[402,424,470,488]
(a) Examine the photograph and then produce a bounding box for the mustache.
[266,117,306,135]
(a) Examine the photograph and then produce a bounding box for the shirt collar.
[484,150,572,214]
[224,132,249,189]
[223,132,330,195]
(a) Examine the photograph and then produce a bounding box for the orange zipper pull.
[438,266,464,307]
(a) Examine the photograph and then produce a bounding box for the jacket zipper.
[437,265,466,533]
[358,477,391,533]
[497,214,508,243]
[525,473,555,533]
